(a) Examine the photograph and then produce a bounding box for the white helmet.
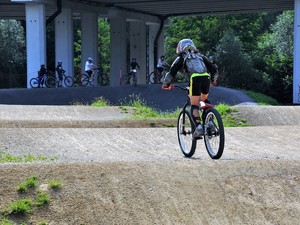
[88,57,93,61]
[176,39,197,54]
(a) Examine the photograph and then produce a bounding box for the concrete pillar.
[25,3,46,88]
[55,8,74,82]
[148,24,164,75]
[81,12,98,86]
[110,17,127,86]
[130,21,146,84]
[294,0,300,104]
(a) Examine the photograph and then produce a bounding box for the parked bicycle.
[147,65,170,84]
[30,72,50,88]
[163,84,225,159]
[46,71,73,88]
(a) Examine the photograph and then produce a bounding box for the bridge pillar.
[81,12,98,86]
[55,8,74,82]
[148,24,164,77]
[110,17,127,86]
[25,2,46,88]
[130,21,147,84]
[294,0,300,104]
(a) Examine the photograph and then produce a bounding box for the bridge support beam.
[294,0,300,104]
[110,17,127,86]
[81,12,98,86]
[130,21,147,84]
[55,8,74,82]
[25,3,46,88]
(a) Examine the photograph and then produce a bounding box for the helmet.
[160,55,165,59]
[176,39,197,54]
[209,56,214,60]
[88,57,93,61]
[58,60,62,64]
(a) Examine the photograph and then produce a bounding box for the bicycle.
[46,72,73,88]
[76,68,109,87]
[30,75,49,88]
[163,84,225,159]
[121,69,138,86]
[147,65,170,84]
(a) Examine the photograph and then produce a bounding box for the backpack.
[183,51,207,74]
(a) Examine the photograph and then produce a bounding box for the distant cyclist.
[85,57,97,82]
[157,55,170,76]
[55,60,65,87]
[38,64,47,88]
[162,39,218,139]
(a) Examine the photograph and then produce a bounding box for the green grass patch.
[245,90,278,105]
[215,104,248,127]
[35,191,49,207]
[17,176,38,193]
[6,198,33,215]
[91,96,110,107]
[48,180,63,189]
[0,151,56,163]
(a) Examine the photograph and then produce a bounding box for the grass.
[245,90,278,105]
[0,151,56,163]
[48,180,63,189]
[6,198,33,215]
[17,176,38,193]
[90,96,110,107]
[0,176,63,225]
[216,104,248,127]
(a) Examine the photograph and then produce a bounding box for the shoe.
[193,124,204,139]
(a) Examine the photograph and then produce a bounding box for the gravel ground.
[0,105,300,224]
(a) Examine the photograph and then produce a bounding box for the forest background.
[0,10,294,103]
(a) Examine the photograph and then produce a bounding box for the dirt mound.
[1,161,299,224]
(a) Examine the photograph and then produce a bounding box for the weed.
[17,176,38,193]
[0,151,56,163]
[35,191,49,207]
[6,198,33,215]
[91,96,110,107]
[48,180,62,189]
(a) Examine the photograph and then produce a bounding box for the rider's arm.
[202,55,218,82]
[163,56,184,86]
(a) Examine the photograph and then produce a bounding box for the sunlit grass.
[91,96,110,107]
[245,90,278,105]
[0,151,56,163]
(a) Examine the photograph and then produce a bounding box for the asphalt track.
[0,84,256,111]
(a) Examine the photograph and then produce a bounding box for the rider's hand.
[211,81,217,86]
[162,84,171,90]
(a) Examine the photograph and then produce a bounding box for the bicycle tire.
[46,77,56,88]
[148,72,156,84]
[29,78,40,88]
[203,108,225,159]
[64,76,74,87]
[80,74,89,86]
[132,74,137,86]
[97,74,109,86]
[177,110,197,157]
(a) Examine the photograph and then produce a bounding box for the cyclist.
[157,55,169,77]
[129,58,140,83]
[38,64,47,88]
[55,60,65,87]
[162,39,218,139]
[85,57,97,83]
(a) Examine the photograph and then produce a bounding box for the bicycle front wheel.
[148,72,156,84]
[64,76,74,87]
[177,110,197,157]
[29,78,40,88]
[80,74,89,86]
[203,108,225,159]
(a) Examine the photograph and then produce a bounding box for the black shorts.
[189,75,210,96]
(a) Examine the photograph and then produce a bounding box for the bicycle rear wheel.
[64,76,74,87]
[203,108,225,159]
[80,74,89,86]
[29,78,40,88]
[97,74,109,86]
[177,110,197,157]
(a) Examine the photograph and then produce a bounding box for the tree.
[0,20,25,72]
